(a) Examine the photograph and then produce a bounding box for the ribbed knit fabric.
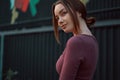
[56,34,99,80]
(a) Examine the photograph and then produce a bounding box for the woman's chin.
[62,28,73,33]
[63,30,70,33]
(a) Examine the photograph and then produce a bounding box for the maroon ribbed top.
[56,34,99,80]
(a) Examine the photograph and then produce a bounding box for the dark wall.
[2,32,59,80]
[2,25,120,80]
[92,26,120,80]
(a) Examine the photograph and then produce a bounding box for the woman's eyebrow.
[59,8,65,14]
[55,8,65,18]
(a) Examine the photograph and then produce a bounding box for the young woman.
[52,0,99,80]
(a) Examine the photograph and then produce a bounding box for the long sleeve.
[59,37,85,80]
[56,35,99,80]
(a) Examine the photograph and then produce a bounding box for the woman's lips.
[61,24,66,29]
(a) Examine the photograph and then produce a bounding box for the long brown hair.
[52,0,95,43]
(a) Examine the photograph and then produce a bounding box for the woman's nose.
[58,17,64,24]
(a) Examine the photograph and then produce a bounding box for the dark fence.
[0,24,120,80]
[2,31,59,80]
[92,25,120,80]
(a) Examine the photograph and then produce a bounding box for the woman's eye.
[61,11,67,16]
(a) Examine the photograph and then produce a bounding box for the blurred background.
[0,0,120,80]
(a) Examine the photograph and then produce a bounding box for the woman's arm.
[59,37,85,80]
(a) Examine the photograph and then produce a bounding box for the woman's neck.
[73,18,92,36]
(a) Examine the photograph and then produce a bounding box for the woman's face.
[54,3,74,33]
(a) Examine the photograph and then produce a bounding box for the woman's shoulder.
[66,35,84,46]
[66,34,97,47]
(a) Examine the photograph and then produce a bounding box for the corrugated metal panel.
[87,0,120,10]
[2,32,59,80]
[2,25,120,80]
[87,0,120,21]
[91,26,120,80]
[0,35,4,80]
